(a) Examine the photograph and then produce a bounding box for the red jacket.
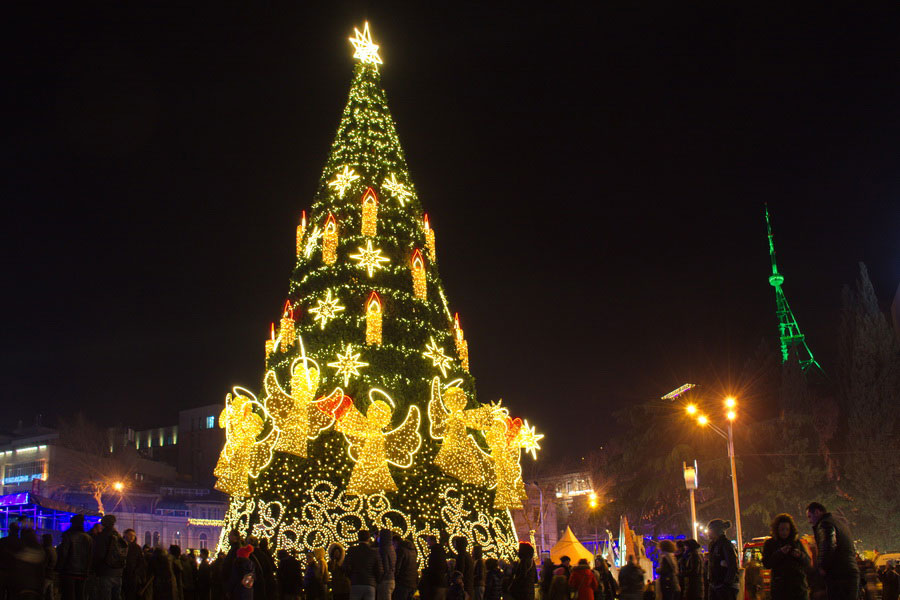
[569,565,598,600]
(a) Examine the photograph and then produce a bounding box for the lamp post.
[683,461,698,541]
[686,397,744,565]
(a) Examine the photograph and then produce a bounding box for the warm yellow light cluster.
[350,240,390,277]
[323,214,338,264]
[429,378,496,485]
[295,211,307,258]
[325,391,421,495]
[411,249,426,299]
[365,292,382,345]
[213,393,264,498]
[328,165,359,197]
[383,173,412,206]
[484,413,542,510]
[265,323,275,359]
[424,214,436,261]
[188,518,224,527]
[327,343,369,386]
[423,337,453,377]
[453,313,469,372]
[309,289,345,329]
[361,187,378,236]
[279,301,296,349]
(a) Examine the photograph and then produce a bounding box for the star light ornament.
[309,290,346,330]
[517,421,544,459]
[383,173,413,206]
[349,22,383,65]
[328,343,370,386]
[349,240,391,277]
[423,337,453,377]
[328,165,360,198]
[303,226,322,258]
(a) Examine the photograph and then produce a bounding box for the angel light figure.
[484,412,543,510]
[214,391,265,497]
[262,348,334,457]
[320,389,422,496]
[428,377,498,485]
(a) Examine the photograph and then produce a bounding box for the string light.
[327,343,369,386]
[428,377,497,485]
[265,323,275,359]
[453,313,469,372]
[361,187,378,236]
[349,240,390,277]
[328,165,360,198]
[309,289,346,330]
[213,392,264,498]
[303,225,322,258]
[411,249,427,299]
[365,292,382,345]
[424,214,436,262]
[423,337,453,377]
[296,211,307,258]
[383,173,413,206]
[279,301,296,350]
[322,213,338,264]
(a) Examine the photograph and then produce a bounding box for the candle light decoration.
[411,249,426,300]
[454,313,469,372]
[365,291,382,345]
[295,211,307,258]
[279,300,296,349]
[361,187,378,237]
[424,214,436,261]
[322,213,338,264]
[265,322,276,359]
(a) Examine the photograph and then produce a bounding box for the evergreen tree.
[212,25,540,559]
[837,263,900,549]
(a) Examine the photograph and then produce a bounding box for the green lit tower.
[765,205,822,371]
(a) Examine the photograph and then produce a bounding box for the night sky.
[5,4,899,462]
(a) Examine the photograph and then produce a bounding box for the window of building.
[206,416,215,429]
[3,460,46,485]
[144,531,151,547]
[153,532,160,547]
[198,533,207,549]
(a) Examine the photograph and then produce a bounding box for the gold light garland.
[361,187,378,236]
[365,292,382,345]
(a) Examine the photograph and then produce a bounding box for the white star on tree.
[348,22,383,65]
[518,421,544,459]
[303,225,322,258]
[382,173,413,206]
[328,343,369,386]
[328,166,359,198]
[308,290,346,330]
[349,240,390,277]
[423,337,453,377]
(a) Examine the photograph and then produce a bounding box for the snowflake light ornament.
[349,240,390,277]
[328,165,359,198]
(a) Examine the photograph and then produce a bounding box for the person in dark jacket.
[151,548,177,600]
[221,531,242,599]
[681,540,703,600]
[706,520,739,600]
[569,559,597,600]
[94,515,128,600]
[618,555,645,600]
[806,503,858,600]
[171,546,185,600]
[483,560,503,600]
[344,532,382,600]
[392,536,417,600]
[377,531,396,600]
[181,550,198,600]
[762,514,811,600]
[197,549,212,600]
[448,572,465,600]
[305,549,328,600]
[507,543,536,600]
[472,547,485,600]
[538,558,554,600]
[329,544,351,600]
[122,529,145,600]
[13,528,46,600]
[275,550,301,600]
[879,562,899,600]
[547,568,569,600]
[210,552,226,600]
[42,533,57,600]
[227,546,255,600]
[452,538,474,600]
[57,517,92,600]
[247,539,274,600]
[593,557,617,600]
[419,536,448,600]
[657,540,680,600]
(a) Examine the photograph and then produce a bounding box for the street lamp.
[682,461,698,540]
[112,481,124,492]
[693,397,744,565]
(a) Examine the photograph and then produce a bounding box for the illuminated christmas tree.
[214,23,542,560]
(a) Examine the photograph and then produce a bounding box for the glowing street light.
[727,410,737,421]
[724,397,736,409]
[686,404,698,415]
[697,414,708,426]
[588,492,598,509]
[112,481,124,492]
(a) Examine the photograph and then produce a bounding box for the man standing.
[418,536,447,600]
[93,515,128,600]
[392,535,417,600]
[57,516,93,600]
[452,537,474,600]
[344,531,382,600]
[122,529,145,600]
[806,502,859,600]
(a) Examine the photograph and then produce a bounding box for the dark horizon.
[4,4,899,461]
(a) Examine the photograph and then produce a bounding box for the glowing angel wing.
[428,377,449,439]
[460,403,500,430]
[262,371,292,420]
[335,400,368,459]
[385,405,422,468]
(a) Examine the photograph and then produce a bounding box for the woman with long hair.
[762,514,811,600]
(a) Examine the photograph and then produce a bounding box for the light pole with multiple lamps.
[686,397,744,565]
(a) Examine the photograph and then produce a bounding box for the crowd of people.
[0,501,896,600]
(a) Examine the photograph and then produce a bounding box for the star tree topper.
[349,22,383,65]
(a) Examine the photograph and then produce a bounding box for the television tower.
[765,205,822,371]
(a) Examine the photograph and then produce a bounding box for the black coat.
[762,537,810,600]
[394,541,418,589]
[507,561,536,600]
[681,548,703,600]
[708,535,739,590]
[228,557,254,600]
[420,545,448,592]
[276,555,302,596]
[455,551,475,598]
[57,529,93,577]
[344,543,382,588]
[484,570,503,600]
[812,514,858,582]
